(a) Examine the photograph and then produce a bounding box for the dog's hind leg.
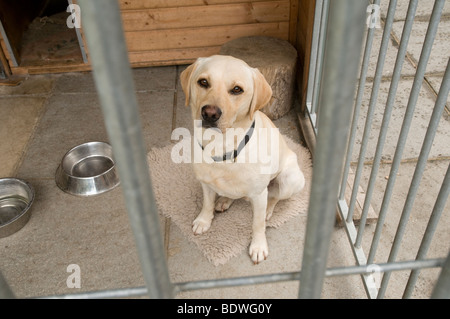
[266,195,279,221]
[266,154,305,221]
[214,197,234,213]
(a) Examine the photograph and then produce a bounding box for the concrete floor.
[1,1,449,299]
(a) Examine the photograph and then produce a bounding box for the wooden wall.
[116,0,297,67]
[0,0,308,75]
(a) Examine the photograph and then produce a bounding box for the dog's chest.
[193,163,268,199]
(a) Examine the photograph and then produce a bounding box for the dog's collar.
[198,120,256,162]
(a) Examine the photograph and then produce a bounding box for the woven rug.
[147,136,312,266]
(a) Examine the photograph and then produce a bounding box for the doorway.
[0,0,86,71]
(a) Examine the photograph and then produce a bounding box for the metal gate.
[304,0,450,298]
[1,0,449,299]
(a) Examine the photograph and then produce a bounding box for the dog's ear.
[249,68,272,119]
[180,59,201,107]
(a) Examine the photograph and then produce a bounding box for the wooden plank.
[12,47,222,74]
[128,46,221,65]
[297,0,315,113]
[124,22,289,52]
[288,0,299,46]
[0,75,25,86]
[0,40,11,76]
[119,0,270,10]
[0,38,12,66]
[120,1,290,32]
[12,63,91,75]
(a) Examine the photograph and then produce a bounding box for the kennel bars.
[0,0,449,299]
[305,0,450,298]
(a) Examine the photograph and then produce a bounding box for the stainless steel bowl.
[55,142,120,196]
[0,178,35,238]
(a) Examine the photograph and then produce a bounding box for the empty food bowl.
[0,178,35,238]
[55,141,120,196]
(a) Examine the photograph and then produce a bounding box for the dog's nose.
[201,105,222,123]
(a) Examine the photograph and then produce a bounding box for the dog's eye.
[198,79,209,88]
[230,86,244,95]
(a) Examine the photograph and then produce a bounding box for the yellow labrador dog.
[180,55,305,264]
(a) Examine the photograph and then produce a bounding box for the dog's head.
[180,55,272,132]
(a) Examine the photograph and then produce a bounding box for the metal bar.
[0,20,18,67]
[0,271,15,299]
[305,0,326,134]
[306,0,325,115]
[367,0,419,264]
[310,0,329,117]
[336,1,394,296]
[337,199,378,298]
[39,258,445,299]
[377,0,446,299]
[298,0,366,299]
[404,161,450,298]
[177,258,444,293]
[68,0,88,63]
[431,253,450,299]
[325,258,444,278]
[401,59,450,298]
[339,0,384,205]
[176,272,300,293]
[77,0,173,299]
[346,0,387,222]
[42,287,148,299]
[354,0,398,244]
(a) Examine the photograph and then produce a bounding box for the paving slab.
[53,67,177,94]
[1,69,175,298]
[391,19,450,75]
[352,78,450,162]
[366,24,417,79]
[380,0,450,22]
[0,75,55,96]
[0,97,47,177]
[0,178,146,298]
[16,93,107,179]
[357,159,450,298]
[426,75,450,116]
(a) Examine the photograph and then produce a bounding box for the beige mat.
[147,136,312,266]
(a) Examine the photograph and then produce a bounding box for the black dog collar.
[199,120,256,162]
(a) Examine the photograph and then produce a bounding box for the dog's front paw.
[249,236,269,264]
[192,217,212,235]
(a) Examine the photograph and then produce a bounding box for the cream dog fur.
[180,55,305,264]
